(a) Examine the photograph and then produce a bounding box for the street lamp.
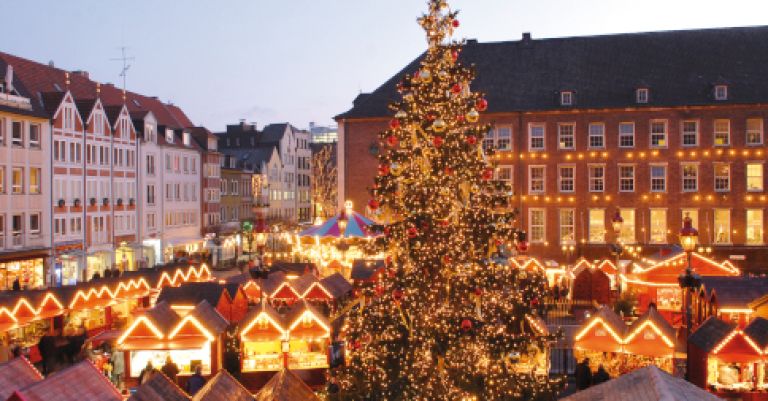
[610,210,624,293]
[678,213,702,352]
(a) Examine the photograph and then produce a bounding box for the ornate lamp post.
[678,214,702,352]
[610,210,624,293]
[251,225,270,306]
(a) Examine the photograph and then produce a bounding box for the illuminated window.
[714,163,730,192]
[588,123,605,148]
[558,123,575,150]
[650,164,666,192]
[483,130,494,153]
[11,167,23,194]
[649,209,667,244]
[588,209,606,243]
[636,88,649,104]
[682,163,698,192]
[559,165,575,193]
[529,123,545,151]
[29,213,40,234]
[714,119,730,146]
[619,122,634,148]
[747,163,764,192]
[560,91,573,106]
[747,118,763,145]
[746,209,763,245]
[714,209,730,244]
[528,166,545,194]
[681,209,698,231]
[588,164,604,192]
[529,208,546,243]
[681,121,698,147]
[619,209,636,244]
[650,120,667,147]
[619,165,635,192]
[560,209,575,244]
[496,126,512,150]
[29,168,40,194]
[714,85,728,101]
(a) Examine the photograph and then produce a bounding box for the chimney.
[250,122,258,131]
[522,32,532,42]
[4,65,13,94]
[72,70,89,79]
[239,119,246,127]
[48,60,55,67]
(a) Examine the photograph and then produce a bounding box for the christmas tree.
[331,1,564,400]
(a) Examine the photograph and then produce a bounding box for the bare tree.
[311,144,338,219]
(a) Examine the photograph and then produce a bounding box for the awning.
[0,248,50,263]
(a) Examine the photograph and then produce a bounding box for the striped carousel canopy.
[299,207,379,239]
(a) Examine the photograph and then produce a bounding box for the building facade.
[336,27,768,271]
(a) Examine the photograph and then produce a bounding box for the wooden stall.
[239,304,286,390]
[157,282,247,324]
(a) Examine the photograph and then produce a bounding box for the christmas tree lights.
[331,1,564,400]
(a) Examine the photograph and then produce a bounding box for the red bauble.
[482,168,494,181]
[461,319,473,331]
[385,255,392,266]
[476,98,488,111]
[517,241,529,253]
[466,135,477,145]
[368,199,380,210]
[386,135,399,147]
[531,297,540,308]
[442,255,452,264]
[432,136,444,148]
[452,19,460,28]
[387,268,396,278]
[427,113,436,121]
[456,114,465,123]
[407,227,418,238]
[384,227,391,237]
[352,340,361,350]
[375,286,385,296]
[440,219,450,227]
[451,83,462,94]
[389,119,400,130]
[474,287,483,296]
[392,289,404,302]
[444,167,454,175]
[451,50,459,61]
[378,164,390,176]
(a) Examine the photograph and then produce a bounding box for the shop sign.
[729,255,746,261]
[595,329,607,337]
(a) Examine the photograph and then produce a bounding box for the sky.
[3,0,768,131]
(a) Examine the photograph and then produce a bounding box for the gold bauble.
[432,118,447,133]
[420,69,432,83]
[466,108,480,123]
[395,110,407,119]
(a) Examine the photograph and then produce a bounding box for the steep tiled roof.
[259,123,289,144]
[337,26,768,119]
[254,369,319,401]
[191,370,254,401]
[157,282,228,308]
[700,276,768,309]
[688,317,735,352]
[0,60,49,118]
[12,360,122,401]
[0,357,43,401]
[221,147,277,173]
[350,259,385,280]
[627,306,676,346]
[128,371,191,401]
[744,317,768,350]
[561,365,721,401]
[320,273,353,299]
[188,300,229,336]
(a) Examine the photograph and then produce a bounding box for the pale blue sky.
[3,0,768,131]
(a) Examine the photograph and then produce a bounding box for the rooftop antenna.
[110,46,135,93]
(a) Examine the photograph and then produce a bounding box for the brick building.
[336,26,768,272]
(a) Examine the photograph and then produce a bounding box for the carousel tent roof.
[744,317,768,349]
[128,371,191,401]
[561,365,721,401]
[688,317,735,352]
[191,370,254,401]
[145,301,183,333]
[320,273,353,298]
[187,300,230,335]
[157,282,229,307]
[298,209,379,238]
[700,276,768,309]
[350,259,386,280]
[11,360,122,401]
[254,369,320,401]
[0,357,42,401]
[627,306,676,346]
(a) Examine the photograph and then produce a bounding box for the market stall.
[238,304,286,391]
[285,302,331,371]
[621,307,676,374]
[574,307,626,370]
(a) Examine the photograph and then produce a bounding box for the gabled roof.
[688,317,736,352]
[350,259,386,280]
[260,271,288,296]
[259,123,290,143]
[254,369,320,401]
[74,98,99,122]
[191,370,254,401]
[626,306,676,346]
[185,300,229,336]
[157,282,229,308]
[240,303,286,341]
[12,360,122,401]
[223,283,243,300]
[589,306,627,337]
[561,365,721,401]
[189,126,218,151]
[103,104,128,126]
[290,273,319,297]
[744,317,768,350]
[145,301,183,334]
[0,357,43,401]
[319,273,353,299]
[283,301,331,337]
[221,147,278,173]
[270,262,317,277]
[701,276,768,309]
[337,26,768,120]
[128,371,191,401]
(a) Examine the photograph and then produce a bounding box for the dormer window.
[183,132,191,146]
[145,125,156,143]
[636,88,649,104]
[208,138,217,150]
[229,159,236,168]
[165,129,174,143]
[560,91,573,106]
[715,85,728,101]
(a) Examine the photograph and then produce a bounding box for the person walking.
[161,355,180,383]
[575,358,593,390]
[185,365,206,395]
[593,364,611,385]
[110,348,125,391]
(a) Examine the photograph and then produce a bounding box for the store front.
[114,242,140,272]
[0,252,47,290]
[286,306,331,371]
[240,305,286,373]
[142,239,162,268]
[54,252,83,286]
[87,250,113,280]
[163,238,205,264]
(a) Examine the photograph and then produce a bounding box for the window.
[11,167,23,194]
[619,209,636,244]
[558,123,575,150]
[11,121,22,147]
[147,155,155,175]
[147,213,156,230]
[496,166,512,183]
[682,163,698,192]
[559,209,575,244]
[29,168,40,194]
[29,213,40,234]
[183,132,191,146]
[682,121,698,147]
[714,209,731,244]
[0,215,3,238]
[147,185,156,205]
[12,214,22,239]
[714,119,730,146]
[529,166,545,194]
[482,130,494,153]
[589,209,606,244]
[619,165,635,192]
[747,163,764,192]
[650,120,667,147]
[529,209,545,243]
[747,118,763,145]
[496,127,511,150]
[746,209,764,245]
[649,209,667,244]
[650,165,666,192]
[681,210,699,232]
[714,163,730,192]
[0,167,4,193]
[560,91,573,106]
[191,158,197,174]
[636,88,649,104]
[588,123,605,148]
[559,165,575,192]
[714,85,728,101]
[29,124,40,147]
[0,117,4,146]
[619,122,635,148]
[529,123,545,151]
[165,154,171,171]
[166,129,174,143]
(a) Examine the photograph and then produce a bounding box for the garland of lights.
[330,1,565,400]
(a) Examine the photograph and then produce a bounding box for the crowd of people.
[137,357,207,395]
[575,358,611,391]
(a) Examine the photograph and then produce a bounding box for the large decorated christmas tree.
[331,1,564,400]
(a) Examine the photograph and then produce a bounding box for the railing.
[11,234,23,247]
